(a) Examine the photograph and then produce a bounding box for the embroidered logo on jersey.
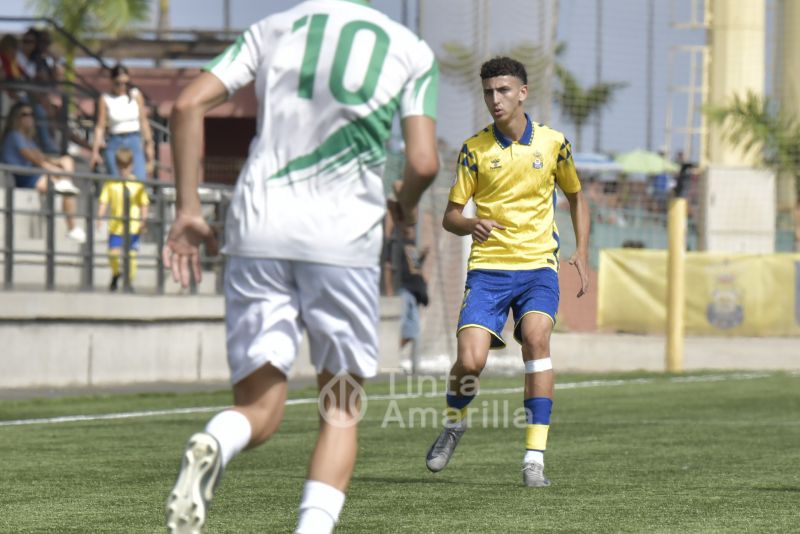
[490,158,502,170]
[532,151,543,169]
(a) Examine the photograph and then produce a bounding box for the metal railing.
[1,163,230,294]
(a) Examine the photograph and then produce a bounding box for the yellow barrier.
[598,249,800,336]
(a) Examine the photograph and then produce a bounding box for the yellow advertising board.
[598,249,800,336]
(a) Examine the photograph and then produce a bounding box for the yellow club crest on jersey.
[533,151,543,169]
[490,158,502,170]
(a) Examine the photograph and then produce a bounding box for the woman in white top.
[90,64,154,180]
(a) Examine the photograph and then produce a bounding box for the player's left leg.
[107,245,121,291]
[512,267,559,487]
[518,313,554,487]
[167,257,299,533]
[166,364,289,534]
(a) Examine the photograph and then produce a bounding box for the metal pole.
[215,197,228,295]
[646,0,655,151]
[122,183,132,292]
[594,0,604,152]
[224,0,231,33]
[666,197,687,373]
[4,177,14,289]
[81,179,94,290]
[45,179,55,290]
[156,186,166,294]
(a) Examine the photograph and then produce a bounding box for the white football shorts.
[224,256,380,384]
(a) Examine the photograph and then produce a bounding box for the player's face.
[482,75,528,123]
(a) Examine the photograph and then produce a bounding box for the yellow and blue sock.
[108,250,121,277]
[524,397,553,465]
[445,391,475,429]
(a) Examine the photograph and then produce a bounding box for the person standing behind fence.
[161,1,439,532]
[96,147,150,292]
[90,64,154,180]
[382,221,429,350]
[16,28,59,154]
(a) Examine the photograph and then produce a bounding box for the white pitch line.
[0,372,773,427]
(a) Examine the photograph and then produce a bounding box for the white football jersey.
[206,0,439,266]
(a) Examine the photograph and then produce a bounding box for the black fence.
[1,163,230,294]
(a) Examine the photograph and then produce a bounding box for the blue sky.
[2,0,777,160]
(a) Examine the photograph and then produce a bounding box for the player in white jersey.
[163,2,439,533]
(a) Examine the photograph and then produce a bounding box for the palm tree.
[29,0,151,80]
[155,0,170,66]
[706,91,800,247]
[706,91,800,190]
[553,63,626,150]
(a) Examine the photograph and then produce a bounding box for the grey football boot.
[521,461,551,487]
[166,432,223,534]
[425,426,465,472]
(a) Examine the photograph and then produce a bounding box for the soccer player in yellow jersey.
[97,147,150,292]
[425,57,590,487]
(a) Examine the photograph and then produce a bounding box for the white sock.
[204,410,252,468]
[524,450,544,466]
[294,480,346,534]
[449,418,468,431]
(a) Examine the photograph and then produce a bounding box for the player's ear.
[518,83,528,103]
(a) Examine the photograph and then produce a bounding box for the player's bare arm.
[163,72,228,287]
[564,190,591,297]
[442,201,506,243]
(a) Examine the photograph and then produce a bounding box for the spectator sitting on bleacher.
[1,101,85,243]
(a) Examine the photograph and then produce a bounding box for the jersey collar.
[492,113,533,149]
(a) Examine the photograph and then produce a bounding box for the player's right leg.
[166,257,300,533]
[426,270,509,473]
[426,327,492,472]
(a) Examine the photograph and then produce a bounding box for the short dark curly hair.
[480,56,527,85]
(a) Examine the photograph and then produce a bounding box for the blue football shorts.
[456,268,559,349]
[108,234,141,250]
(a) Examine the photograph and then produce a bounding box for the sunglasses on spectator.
[19,111,34,117]
[113,80,129,86]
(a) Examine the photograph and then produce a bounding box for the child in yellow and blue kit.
[97,146,150,291]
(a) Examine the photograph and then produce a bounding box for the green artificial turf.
[0,371,798,533]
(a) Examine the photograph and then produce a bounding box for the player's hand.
[471,219,505,243]
[569,251,590,297]
[396,199,418,226]
[162,212,218,288]
[386,198,402,225]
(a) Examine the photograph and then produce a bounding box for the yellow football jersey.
[98,179,150,236]
[449,115,581,271]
